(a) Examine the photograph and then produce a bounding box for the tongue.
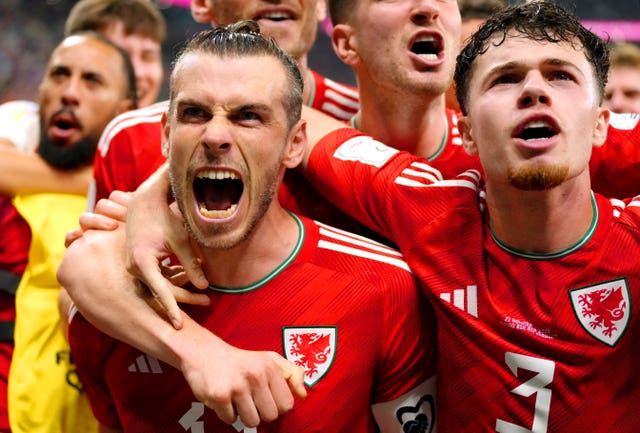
[202,182,236,211]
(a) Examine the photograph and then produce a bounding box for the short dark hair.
[454,0,609,115]
[74,30,138,108]
[169,20,304,129]
[65,0,166,43]
[459,0,507,21]
[327,0,355,26]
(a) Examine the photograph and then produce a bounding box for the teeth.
[415,35,437,43]
[524,120,552,129]
[417,53,438,60]
[257,11,292,20]
[199,203,237,219]
[196,170,238,180]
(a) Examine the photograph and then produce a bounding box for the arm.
[0,147,91,196]
[58,210,306,427]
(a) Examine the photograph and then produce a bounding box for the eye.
[491,73,519,87]
[550,70,575,81]
[179,106,211,123]
[234,110,262,123]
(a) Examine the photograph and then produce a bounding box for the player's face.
[165,53,303,250]
[344,0,460,96]
[102,20,163,108]
[38,35,132,149]
[197,0,325,61]
[603,66,640,114]
[458,33,609,191]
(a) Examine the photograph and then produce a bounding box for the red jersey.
[69,216,437,432]
[590,112,640,199]
[306,128,640,433]
[0,196,29,431]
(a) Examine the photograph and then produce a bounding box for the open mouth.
[193,170,244,219]
[515,120,559,141]
[410,34,443,60]
[254,10,294,22]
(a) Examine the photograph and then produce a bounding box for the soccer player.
[65,1,640,431]
[603,42,640,114]
[90,0,362,235]
[0,32,137,433]
[63,21,437,432]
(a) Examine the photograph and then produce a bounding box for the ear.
[457,116,478,156]
[283,119,307,169]
[592,107,610,148]
[191,0,216,24]
[160,111,170,157]
[332,24,359,67]
[316,0,327,22]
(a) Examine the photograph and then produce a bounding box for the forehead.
[101,20,161,51]
[471,33,591,78]
[49,36,125,79]
[173,52,288,105]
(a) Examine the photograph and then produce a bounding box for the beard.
[37,129,98,170]
[508,164,569,190]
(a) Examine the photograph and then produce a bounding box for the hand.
[176,328,307,427]
[64,190,131,247]
[125,165,208,329]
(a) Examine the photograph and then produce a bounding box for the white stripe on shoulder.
[321,102,357,121]
[318,239,411,272]
[323,77,360,99]
[395,168,481,190]
[317,223,402,256]
[324,89,360,110]
[97,101,168,157]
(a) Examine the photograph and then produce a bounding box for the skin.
[603,65,640,114]
[38,34,133,150]
[457,33,609,253]
[101,20,163,108]
[59,51,308,430]
[190,0,326,105]
[332,0,461,156]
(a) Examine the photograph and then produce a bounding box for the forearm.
[58,226,211,370]
[0,147,91,195]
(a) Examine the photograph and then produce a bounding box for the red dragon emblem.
[570,279,630,346]
[283,327,336,386]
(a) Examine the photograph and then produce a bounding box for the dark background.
[1,0,639,103]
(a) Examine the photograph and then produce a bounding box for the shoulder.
[609,195,640,228]
[97,101,168,158]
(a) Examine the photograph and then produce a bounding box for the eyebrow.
[487,58,580,76]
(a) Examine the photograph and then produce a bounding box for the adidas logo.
[128,354,163,374]
[439,285,478,318]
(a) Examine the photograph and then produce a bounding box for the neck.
[296,55,313,108]
[199,206,301,289]
[353,82,448,158]
[486,173,595,254]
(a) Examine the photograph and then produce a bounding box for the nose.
[61,77,81,107]
[411,0,440,25]
[606,91,627,113]
[517,71,551,109]
[201,117,233,154]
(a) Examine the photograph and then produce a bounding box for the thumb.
[280,361,307,399]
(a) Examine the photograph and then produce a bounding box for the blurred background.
[1,0,639,103]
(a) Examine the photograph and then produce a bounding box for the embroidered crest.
[334,136,398,167]
[569,278,631,346]
[283,327,336,387]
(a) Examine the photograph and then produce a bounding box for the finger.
[64,228,83,248]
[252,382,281,423]
[171,285,210,307]
[233,393,261,428]
[209,402,237,426]
[134,256,185,329]
[93,197,128,222]
[279,360,307,399]
[78,212,119,232]
[107,189,133,207]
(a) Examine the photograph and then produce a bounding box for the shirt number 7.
[495,352,556,433]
